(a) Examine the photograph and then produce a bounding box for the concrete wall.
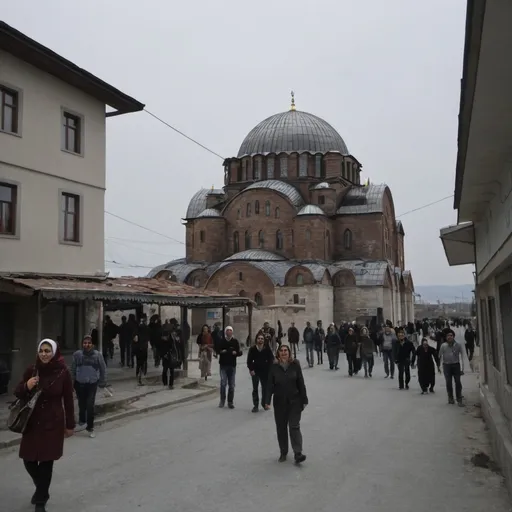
[0,50,106,275]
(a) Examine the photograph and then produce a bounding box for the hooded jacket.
[217,327,243,367]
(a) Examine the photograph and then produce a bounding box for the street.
[1,352,510,512]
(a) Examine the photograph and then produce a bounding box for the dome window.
[318,195,325,205]
[267,156,275,179]
[242,159,248,181]
[305,229,311,241]
[326,230,331,255]
[275,207,280,219]
[237,208,241,219]
[265,201,271,216]
[280,155,288,178]
[276,230,283,250]
[254,292,263,306]
[258,230,265,248]
[344,229,352,250]
[239,272,243,281]
[255,200,260,215]
[233,231,239,252]
[245,230,251,249]
[246,203,251,217]
[315,155,323,178]
[200,230,206,243]
[254,157,262,180]
[299,154,308,177]
[193,278,201,288]
[296,273,304,286]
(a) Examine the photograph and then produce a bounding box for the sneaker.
[87,430,96,438]
[429,388,435,393]
[252,406,258,413]
[294,453,306,464]
[228,403,235,409]
[457,400,464,407]
[405,385,409,390]
[448,397,455,404]
[385,374,389,379]
[278,454,287,463]
[75,423,87,433]
[369,373,372,378]
[219,401,225,408]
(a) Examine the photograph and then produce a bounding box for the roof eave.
[0,21,144,114]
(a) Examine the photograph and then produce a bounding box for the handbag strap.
[35,369,65,393]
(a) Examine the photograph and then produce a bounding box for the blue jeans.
[382,350,395,377]
[305,343,314,366]
[220,366,236,404]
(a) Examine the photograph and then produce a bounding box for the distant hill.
[415,284,474,304]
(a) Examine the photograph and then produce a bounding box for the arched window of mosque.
[344,229,352,250]
[200,230,205,243]
[255,200,260,214]
[299,154,308,177]
[258,230,265,248]
[233,231,239,253]
[239,272,243,281]
[242,160,247,181]
[291,229,294,247]
[265,201,271,216]
[280,155,288,178]
[245,230,251,249]
[237,208,241,220]
[254,292,263,306]
[254,157,262,180]
[193,278,201,288]
[276,230,283,250]
[296,273,304,286]
[305,229,311,241]
[326,230,331,253]
[191,232,194,248]
[275,207,280,219]
[267,156,275,179]
[246,203,251,217]
[237,166,242,182]
[315,155,322,177]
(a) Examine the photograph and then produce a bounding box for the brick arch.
[332,269,356,287]
[284,266,315,286]
[185,269,209,289]
[205,262,275,305]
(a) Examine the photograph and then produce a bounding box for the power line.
[396,194,454,218]
[106,236,179,245]
[105,238,183,259]
[105,211,185,245]
[144,109,225,160]
[105,259,155,269]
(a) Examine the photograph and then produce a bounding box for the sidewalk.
[0,362,219,450]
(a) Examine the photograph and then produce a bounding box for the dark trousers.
[443,363,462,401]
[363,354,374,375]
[220,366,236,404]
[119,341,131,367]
[382,350,395,377]
[135,351,148,379]
[76,382,98,431]
[397,361,411,388]
[274,402,303,455]
[315,347,323,364]
[162,360,174,387]
[327,346,339,369]
[346,354,355,375]
[418,369,435,391]
[290,343,298,358]
[24,460,54,505]
[305,343,314,366]
[252,373,268,407]
[151,344,161,367]
[465,344,474,362]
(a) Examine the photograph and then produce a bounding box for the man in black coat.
[464,326,476,361]
[247,332,274,412]
[394,329,415,390]
[218,326,243,409]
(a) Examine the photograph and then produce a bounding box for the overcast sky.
[5,0,473,286]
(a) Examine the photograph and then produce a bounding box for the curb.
[0,386,217,451]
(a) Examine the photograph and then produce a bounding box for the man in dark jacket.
[287,322,300,358]
[218,326,243,409]
[118,316,133,368]
[394,329,415,390]
[303,322,315,367]
[326,324,342,370]
[247,332,274,412]
[314,320,325,365]
[464,326,476,362]
[133,315,150,385]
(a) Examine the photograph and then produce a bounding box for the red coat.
[15,358,75,462]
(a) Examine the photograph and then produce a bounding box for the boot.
[294,453,306,464]
[278,453,287,463]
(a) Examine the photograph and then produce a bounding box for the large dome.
[237,110,349,157]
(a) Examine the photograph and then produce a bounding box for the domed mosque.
[149,93,414,335]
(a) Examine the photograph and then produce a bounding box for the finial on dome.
[211,185,214,191]
[290,90,296,111]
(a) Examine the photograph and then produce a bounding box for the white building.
[440,0,512,495]
[0,21,143,387]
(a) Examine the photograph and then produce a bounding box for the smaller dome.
[197,208,222,218]
[224,249,287,262]
[311,182,330,190]
[297,205,326,216]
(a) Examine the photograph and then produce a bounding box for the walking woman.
[412,337,440,394]
[197,324,213,380]
[326,323,341,370]
[160,330,180,389]
[344,327,358,376]
[359,327,375,378]
[15,339,75,512]
[265,343,308,464]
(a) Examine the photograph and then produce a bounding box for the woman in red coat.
[15,338,75,512]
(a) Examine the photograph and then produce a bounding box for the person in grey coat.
[71,335,107,438]
[438,329,465,406]
[379,324,397,378]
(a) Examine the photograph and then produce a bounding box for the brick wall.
[285,266,316,286]
[293,216,332,260]
[334,214,383,260]
[188,218,227,263]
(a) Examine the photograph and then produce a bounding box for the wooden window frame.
[62,110,83,155]
[0,85,19,134]
[60,192,81,244]
[0,182,18,236]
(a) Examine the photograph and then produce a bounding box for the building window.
[62,111,82,154]
[0,182,17,235]
[242,160,247,181]
[315,155,322,177]
[237,166,242,182]
[280,156,288,177]
[258,230,265,248]
[255,200,260,214]
[276,230,283,250]
[237,208,241,219]
[265,200,271,216]
[245,230,251,249]
[344,229,352,250]
[291,229,294,247]
[61,193,80,243]
[293,294,300,304]
[326,230,331,255]
[299,154,308,177]
[239,272,243,281]
[296,274,304,286]
[254,157,262,180]
[488,297,500,370]
[267,157,275,179]
[499,283,512,384]
[246,203,251,217]
[0,86,19,134]
[275,207,280,219]
[318,195,325,205]
[305,229,311,241]
[200,230,206,243]
[255,292,263,306]
[233,231,239,252]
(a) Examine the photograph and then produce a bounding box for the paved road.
[1,352,510,512]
